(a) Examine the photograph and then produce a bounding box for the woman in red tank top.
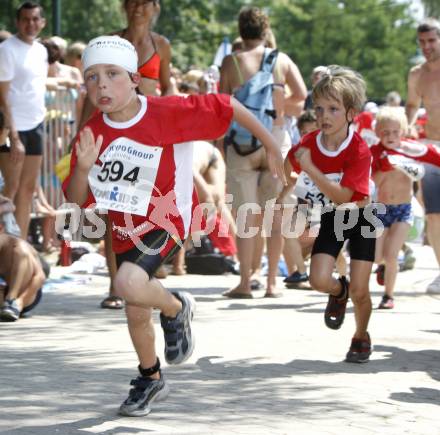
[118,0,173,96]
[94,0,175,310]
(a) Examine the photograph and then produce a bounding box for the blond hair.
[312,65,366,114]
[376,106,408,132]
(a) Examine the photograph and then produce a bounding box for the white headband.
[82,36,138,73]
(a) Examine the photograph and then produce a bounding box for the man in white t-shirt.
[0,2,48,238]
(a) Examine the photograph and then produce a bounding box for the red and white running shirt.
[371,139,440,174]
[287,128,371,204]
[63,94,233,253]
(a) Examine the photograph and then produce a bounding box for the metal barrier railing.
[41,87,77,209]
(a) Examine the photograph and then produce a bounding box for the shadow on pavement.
[390,387,440,406]
[0,342,438,434]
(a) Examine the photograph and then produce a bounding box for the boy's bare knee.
[114,266,148,302]
[310,275,331,292]
[125,304,152,326]
[350,287,370,305]
[113,271,131,299]
[113,272,129,299]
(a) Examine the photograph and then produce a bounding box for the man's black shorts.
[0,122,44,156]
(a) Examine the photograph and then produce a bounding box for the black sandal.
[100,295,124,309]
[324,276,349,330]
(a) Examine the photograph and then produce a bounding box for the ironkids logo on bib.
[88,137,163,216]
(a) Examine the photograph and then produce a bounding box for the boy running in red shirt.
[286,66,375,363]
[63,36,285,417]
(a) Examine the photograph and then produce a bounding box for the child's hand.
[267,148,287,185]
[294,147,312,171]
[76,128,103,172]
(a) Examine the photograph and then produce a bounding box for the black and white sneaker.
[0,299,21,322]
[119,371,170,417]
[160,291,196,365]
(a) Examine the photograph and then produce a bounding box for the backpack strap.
[231,54,245,86]
[261,48,279,73]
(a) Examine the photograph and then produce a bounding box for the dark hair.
[238,7,269,40]
[123,0,157,7]
[16,2,44,20]
[40,39,61,64]
[297,110,317,130]
[417,18,440,37]
[0,110,4,131]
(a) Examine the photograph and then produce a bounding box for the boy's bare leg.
[309,253,341,296]
[335,252,347,277]
[114,262,189,375]
[383,223,410,298]
[374,228,388,264]
[125,304,159,378]
[114,262,181,315]
[349,259,373,339]
[100,218,122,308]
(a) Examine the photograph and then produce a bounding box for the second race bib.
[293,171,342,207]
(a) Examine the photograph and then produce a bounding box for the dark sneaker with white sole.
[0,299,21,322]
[284,271,309,288]
[345,333,372,363]
[119,370,170,417]
[378,295,394,309]
[160,291,196,365]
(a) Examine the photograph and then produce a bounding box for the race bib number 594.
[88,137,163,216]
[293,171,342,207]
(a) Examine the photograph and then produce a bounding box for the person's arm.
[294,147,354,204]
[399,140,440,167]
[193,171,215,205]
[65,127,102,206]
[230,97,286,185]
[283,56,307,118]
[277,157,298,202]
[0,81,25,163]
[219,55,234,95]
[158,37,173,96]
[405,67,422,138]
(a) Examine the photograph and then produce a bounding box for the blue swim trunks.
[378,203,413,228]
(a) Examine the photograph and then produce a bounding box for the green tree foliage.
[271,0,417,100]
[421,0,440,17]
[0,0,418,99]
